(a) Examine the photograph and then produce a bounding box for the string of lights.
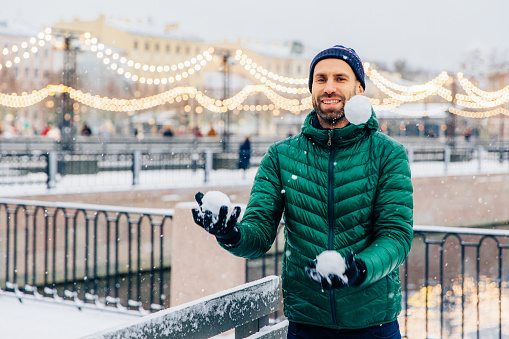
[86,39,311,94]
[85,33,215,85]
[0,83,455,117]
[234,49,308,86]
[457,72,509,99]
[365,65,453,102]
[0,87,52,108]
[9,32,505,115]
[1,31,508,117]
[455,73,509,108]
[0,29,52,71]
[365,64,450,93]
[449,106,509,118]
[86,32,214,74]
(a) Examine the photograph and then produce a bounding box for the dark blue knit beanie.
[308,45,366,92]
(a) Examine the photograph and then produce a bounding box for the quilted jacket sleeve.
[357,141,413,286]
[219,145,284,259]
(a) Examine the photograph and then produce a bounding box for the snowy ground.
[0,290,142,339]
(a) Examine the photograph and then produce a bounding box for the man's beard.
[312,94,346,126]
[312,88,357,126]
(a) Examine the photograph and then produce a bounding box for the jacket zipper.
[327,130,338,326]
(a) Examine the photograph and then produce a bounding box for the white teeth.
[323,100,339,104]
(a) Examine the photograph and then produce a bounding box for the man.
[192,45,413,338]
[81,123,92,136]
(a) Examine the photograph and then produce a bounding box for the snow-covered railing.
[82,275,288,339]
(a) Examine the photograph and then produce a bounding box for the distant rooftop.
[239,39,316,60]
[104,15,203,42]
[0,18,42,37]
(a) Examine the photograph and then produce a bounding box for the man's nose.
[324,80,336,94]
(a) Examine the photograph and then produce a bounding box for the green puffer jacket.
[221,109,413,329]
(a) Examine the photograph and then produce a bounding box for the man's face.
[311,59,364,129]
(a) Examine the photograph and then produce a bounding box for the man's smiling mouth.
[322,99,340,104]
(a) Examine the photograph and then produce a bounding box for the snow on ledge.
[84,276,281,339]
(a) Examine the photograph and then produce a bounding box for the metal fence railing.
[0,198,173,312]
[0,150,269,193]
[0,146,506,194]
[247,224,509,339]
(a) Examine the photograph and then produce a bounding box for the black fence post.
[204,149,212,183]
[132,151,141,186]
[46,151,58,189]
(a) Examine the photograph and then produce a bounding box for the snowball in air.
[315,251,348,284]
[344,95,372,125]
[201,191,232,216]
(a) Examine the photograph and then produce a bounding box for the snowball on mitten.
[200,191,232,217]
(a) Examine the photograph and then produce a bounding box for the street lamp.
[53,30,81,152]
[213,48,234,152]
[446,75,457,147]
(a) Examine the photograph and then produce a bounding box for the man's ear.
[356,81,364,95]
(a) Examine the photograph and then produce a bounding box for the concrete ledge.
[413,173,509,227]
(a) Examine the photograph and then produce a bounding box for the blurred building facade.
[52,15,312,137]
[0,15,507,140]
[0,19,57,136]
[486,69,509,141]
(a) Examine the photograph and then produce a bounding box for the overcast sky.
[3,0,508,73]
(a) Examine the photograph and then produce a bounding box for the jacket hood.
[301,108,379,147]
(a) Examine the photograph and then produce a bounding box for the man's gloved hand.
[191,192,242,244]
[305,252,366,289]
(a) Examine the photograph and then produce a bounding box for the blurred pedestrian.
[192,126,203,138]
[41,125,51,136]
[207,123,218,137]
[238,136,251,171]
[163,126,173,137]
[464,127,472,142]
[81,123,92,136]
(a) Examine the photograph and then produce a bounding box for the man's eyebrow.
[314,72,350,78]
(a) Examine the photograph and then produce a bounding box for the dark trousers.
[287,320,401,339]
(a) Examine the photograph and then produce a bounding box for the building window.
[155,43,159,52]
[176,45,181,54]
[145,42,149,51]
[166,44,170,53]
[185,46,190,56]
[133,41,138,50]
